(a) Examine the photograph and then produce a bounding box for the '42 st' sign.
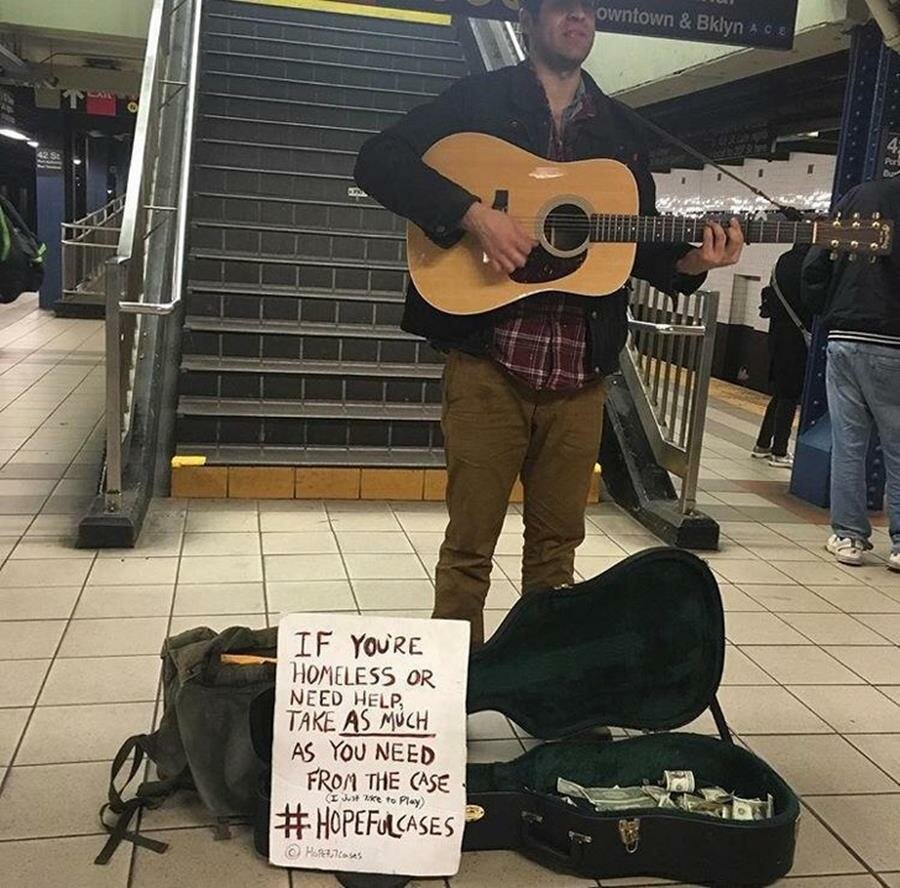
[594,0,799,49]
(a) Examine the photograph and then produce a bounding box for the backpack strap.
[94,734,183,865]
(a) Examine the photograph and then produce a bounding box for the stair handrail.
[622,282,719,514]
[102,0,203,508]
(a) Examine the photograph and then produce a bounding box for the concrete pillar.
[35,130,66,310]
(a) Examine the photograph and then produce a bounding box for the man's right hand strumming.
[461,202,538,275]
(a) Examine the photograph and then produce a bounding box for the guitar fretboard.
[589,215,817,246]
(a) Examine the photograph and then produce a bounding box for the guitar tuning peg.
[829,251,840,261]
[852,212,861,220]
[848,253,859,263]
[835,211,842,220]
[872,212,882,220]
[870,255,878,264]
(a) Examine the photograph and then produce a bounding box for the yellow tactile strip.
[171,465,602,502]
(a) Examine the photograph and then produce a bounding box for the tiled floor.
[2,296,900,887]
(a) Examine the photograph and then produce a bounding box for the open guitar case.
[250,548,800,887]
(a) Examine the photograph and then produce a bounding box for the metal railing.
[622,281,719,514]
[61,194,126,299]
[466,17,524,68]
[103,0,203,509]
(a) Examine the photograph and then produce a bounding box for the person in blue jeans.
[802,176,900,571]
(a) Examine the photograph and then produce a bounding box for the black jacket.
[802,177,900,342]
[354,63,707,376]
[761,245,811,397]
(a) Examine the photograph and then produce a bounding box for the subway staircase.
[176,0,468,472]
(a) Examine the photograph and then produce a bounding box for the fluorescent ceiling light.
[0,127,29,141]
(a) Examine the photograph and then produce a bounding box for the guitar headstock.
[814,213,894,260]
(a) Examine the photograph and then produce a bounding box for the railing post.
[105,258,125,511]
[680,291,718,515]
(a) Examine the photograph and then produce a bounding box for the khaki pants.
[433,350,606,646]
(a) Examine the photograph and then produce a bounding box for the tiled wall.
[653,152,836,333]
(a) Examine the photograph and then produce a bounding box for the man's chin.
[546,47,592,71]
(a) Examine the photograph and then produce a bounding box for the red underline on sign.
[338,733,437,739]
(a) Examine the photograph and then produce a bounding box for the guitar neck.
[589,215,817,246]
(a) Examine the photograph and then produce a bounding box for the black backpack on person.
[0,195,45,304]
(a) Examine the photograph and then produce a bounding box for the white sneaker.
[826,534,866,566]
[751,446,771,459]
[769,453,793,468]
[890,552,900,573]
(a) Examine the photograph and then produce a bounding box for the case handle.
[519,811,591,866]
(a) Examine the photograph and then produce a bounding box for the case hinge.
[618,818,641,854]
[522,811,543,825]
[568,830,592,845]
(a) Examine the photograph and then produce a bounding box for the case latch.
[522,811,544,825]
[618,818,641,854]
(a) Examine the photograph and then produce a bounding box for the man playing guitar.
[354,0,744,646]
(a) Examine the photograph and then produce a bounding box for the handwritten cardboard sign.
[269,614,470,875]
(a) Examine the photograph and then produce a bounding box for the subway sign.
[330,0,800,49]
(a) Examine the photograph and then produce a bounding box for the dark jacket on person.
[761,244,811,399]
[802,177,900,346]
[353,62,706,377]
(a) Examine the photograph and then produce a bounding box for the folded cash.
[556,775,774,820]
[556,779,658,812]
[732,796,768,821]
[663,770,696,793]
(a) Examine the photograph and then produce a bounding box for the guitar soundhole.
[543,203,590,254]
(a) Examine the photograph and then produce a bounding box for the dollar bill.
[732,796,768,821]
[663,770,696,793]
[557,779,658,812]
[700,787,731,803]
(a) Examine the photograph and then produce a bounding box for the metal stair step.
[181,355,442,379]
[181,317,441,373]
[193,163,373,208]
[177,409,442,450]
[185,286,406,329]
[190,191,400,235]
[208,6,462,49]
[197,114,377,152]
[204,31,467,76]
[194,137,356,178]
[180,357,442,405]
[190,221,405,266]
[184,315,419,341]
[203,49,458,94]
[201,71,432,114]
[187,282,404,304]
[201,91,404,131]
[174,443,446,468]
[178,396,441,421]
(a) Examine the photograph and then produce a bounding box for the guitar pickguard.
[509,245,587,286]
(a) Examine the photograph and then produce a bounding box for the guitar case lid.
[467,548,724,738]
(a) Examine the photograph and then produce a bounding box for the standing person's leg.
[434,351,531,646]
[826,341,875,563]
[770,397,799,460]
[853,343,900,567]
[519,381,606,594]
[754,397,778,456]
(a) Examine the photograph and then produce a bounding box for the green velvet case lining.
[467,549,725,738]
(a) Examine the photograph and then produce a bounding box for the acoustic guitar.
[407,133,894,316]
